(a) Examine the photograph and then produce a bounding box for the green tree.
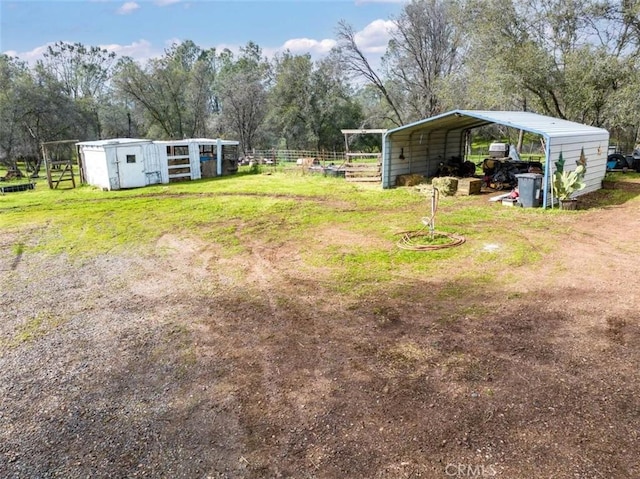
[114,40,219,139]
[307,56,364,150]
[0,55,31,173]
[0,54,80,176]
[267,52,364,151]
[267,52,314,149]
[463,0,638,130]
[20,65,81,172]
[38,42,117,139]
[215,42,270,154]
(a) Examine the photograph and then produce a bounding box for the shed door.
[116,146,146,188]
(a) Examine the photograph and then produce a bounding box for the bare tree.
[335,20,405,127]
[38,42,117,139]
[384,0,466,121]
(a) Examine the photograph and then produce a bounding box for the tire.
[608,153,628,169]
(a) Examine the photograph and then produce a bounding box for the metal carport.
[382,110,610,207]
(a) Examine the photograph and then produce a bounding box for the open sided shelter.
[382,110,610,207]
[154,138,239,182]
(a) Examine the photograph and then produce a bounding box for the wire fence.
[246,150,383,168]
[246,145,543,167]
[247,149,350,165]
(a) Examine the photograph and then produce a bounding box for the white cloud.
[117,2,140,15]
[3,43,55,64]
[280,38,337,56]
[274,18,395,59]
[155,0,181,6]
[100,39,158,62]
[354,19,396,54]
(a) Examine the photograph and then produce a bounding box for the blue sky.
[1,0,405,64]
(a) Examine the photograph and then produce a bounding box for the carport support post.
[216,140,222,176]
[382,132,389,187]
[542,135,552,208]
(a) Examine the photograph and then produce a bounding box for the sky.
[0,0,405,65]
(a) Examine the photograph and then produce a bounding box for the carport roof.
[385,110,608,139]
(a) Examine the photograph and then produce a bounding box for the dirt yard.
[1,185,639,478]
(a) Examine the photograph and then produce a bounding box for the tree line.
[1,0,639,174]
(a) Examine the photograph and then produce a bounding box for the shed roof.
[78,138,240,148]
[385,110,608,139]
[77,138,153,147]
[154,138,239,145]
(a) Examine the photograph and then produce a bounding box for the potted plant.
[552,152,586,210]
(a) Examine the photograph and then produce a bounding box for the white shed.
[382,110,610,207]
[77,138,239,190]
[77,138,164,190]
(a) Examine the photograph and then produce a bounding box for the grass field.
[1,168,571,283]
[2,167,640,478]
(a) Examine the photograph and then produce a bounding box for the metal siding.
[78,138,239,189]
[114,145,147,188]
[81,147,112,190]
[548,134,609,198]
[386,132,411,186]
[104,147,120,190]
[141,143,165,185]
[457,111,608,138]
[159,144,170,184]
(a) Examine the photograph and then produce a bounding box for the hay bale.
[456,178,482,195]
[431,176,458,196]
[396,174,426,187]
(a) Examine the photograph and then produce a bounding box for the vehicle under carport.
[381,110,610,207]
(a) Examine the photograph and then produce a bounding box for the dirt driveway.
[1,186,639,478]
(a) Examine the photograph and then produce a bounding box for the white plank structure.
[77,138,239,190]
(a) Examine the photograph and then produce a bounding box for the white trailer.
[77,138,239,190]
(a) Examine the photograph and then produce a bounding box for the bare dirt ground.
[1,185,639,478]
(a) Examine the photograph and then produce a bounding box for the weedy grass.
[1,170,608,292]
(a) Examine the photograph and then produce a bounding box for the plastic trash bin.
[516,173,543,208]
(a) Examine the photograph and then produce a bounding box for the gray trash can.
[516,173,543,208]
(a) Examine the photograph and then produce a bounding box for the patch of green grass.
[12,242,25,256]
[320,247,396,295]
[3,311,65,349]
